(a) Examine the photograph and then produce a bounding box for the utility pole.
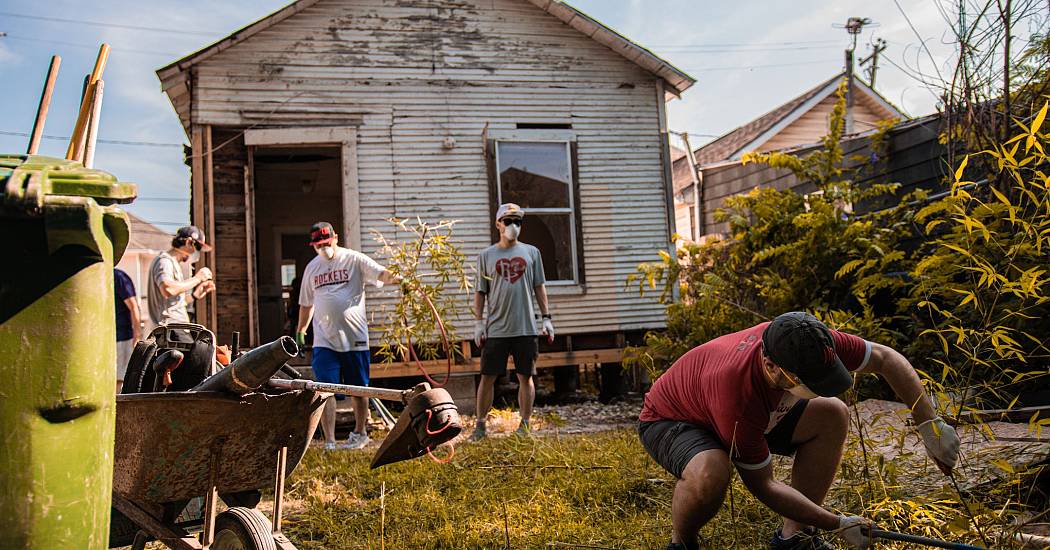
[860,38,887,88]
[843,17,871,135]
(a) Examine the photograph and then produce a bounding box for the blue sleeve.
[115,270,136,301]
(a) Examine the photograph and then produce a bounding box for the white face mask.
[318,246,336,260]
[502,224,521,241]
[188,249,200,264]
[786,382,820,399]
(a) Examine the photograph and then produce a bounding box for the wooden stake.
[27,55,61,155]
[83,80,104,168]
[66,43,109,161]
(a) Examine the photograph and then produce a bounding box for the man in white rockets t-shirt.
[295,221,400,450]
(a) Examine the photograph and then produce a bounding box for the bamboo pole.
[65,43,109,161]
[83,80,104,168]
[27,55,61,155]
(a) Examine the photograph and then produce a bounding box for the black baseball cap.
[761,311,853,397]
[309,221,335,246]
[175,225,212,252]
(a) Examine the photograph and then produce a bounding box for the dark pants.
[481,336,539,377]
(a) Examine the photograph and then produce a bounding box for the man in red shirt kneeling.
[639,312,961,550]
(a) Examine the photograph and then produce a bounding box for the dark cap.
[175,225,212,252]
[309,221,336,245]
[761,311,852,397]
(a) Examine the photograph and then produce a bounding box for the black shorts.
[481,336,538,377]
[638,399,809,478]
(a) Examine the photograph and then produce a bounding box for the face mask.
[503,224,521,241]
[319,246,336,260]
[188,249,200,264]
[785,382,820,399]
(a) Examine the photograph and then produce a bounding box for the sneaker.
[323,441,338,451]
[468,424,487,441]
[346,432,371,450]
[514,421,532,437]
[769,527,835,550]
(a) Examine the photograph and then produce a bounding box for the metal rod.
[268,378,407,402]
[272,446,287,534]
[82,79,104,168]
[27,55,61,155]
[870,528,985,549]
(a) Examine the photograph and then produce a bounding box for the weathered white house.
[157,0,694,380]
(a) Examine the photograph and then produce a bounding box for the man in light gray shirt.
[470,203,554,440]
[147,225,215,326]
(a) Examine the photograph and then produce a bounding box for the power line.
[0,130,183,148]
[656,44,839,54]
[648,39,841,48]
[2,34,180,57]
[683,58,840,72]
[0,11,220,37]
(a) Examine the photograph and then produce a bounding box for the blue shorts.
[312,348,370,399]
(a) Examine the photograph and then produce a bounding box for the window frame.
[486,135,585,287]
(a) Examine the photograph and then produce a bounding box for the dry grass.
[259,397,1049,549]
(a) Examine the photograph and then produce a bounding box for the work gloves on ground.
[474,319,487,348]
[837,515,872,548]
[541,317,555,344]
[917,417,961,473]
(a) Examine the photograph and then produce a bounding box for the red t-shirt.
[639,322,870,469]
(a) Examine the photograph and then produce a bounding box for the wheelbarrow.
[108,330,462,549]
[108,388,326,550]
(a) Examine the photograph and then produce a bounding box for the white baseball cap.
[495,203,524,221]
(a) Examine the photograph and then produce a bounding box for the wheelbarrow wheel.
[212,507,276,550]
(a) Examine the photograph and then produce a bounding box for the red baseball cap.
[309,221,335,246]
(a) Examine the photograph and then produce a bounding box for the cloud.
[0,42,23,66]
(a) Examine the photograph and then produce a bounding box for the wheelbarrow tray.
[113,389,324,504]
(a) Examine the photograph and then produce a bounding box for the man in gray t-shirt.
[470,203,554,440]
[147,226,215,327]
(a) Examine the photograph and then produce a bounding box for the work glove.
[837,515,872,549]
[294,331,306,348]
[473,319,487,348]
[541,317,555,344]
[917,417,961,473]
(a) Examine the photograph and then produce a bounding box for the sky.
[0,0,1027,231]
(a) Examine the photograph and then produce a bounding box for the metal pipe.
[193,336,297,394]
[870,528,985,549]
[268,378,407,403]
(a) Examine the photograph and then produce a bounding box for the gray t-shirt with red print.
[476,243,546,338]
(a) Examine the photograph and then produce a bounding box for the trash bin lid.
[1,154,137,212]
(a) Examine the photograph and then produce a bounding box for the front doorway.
[251,145,343,343]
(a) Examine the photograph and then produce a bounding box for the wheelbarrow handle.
[869,528,985,549]
[268,378,409,402]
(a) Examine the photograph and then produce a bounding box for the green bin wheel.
[212,507,276,550]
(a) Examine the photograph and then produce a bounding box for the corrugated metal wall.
[189,0,672,342]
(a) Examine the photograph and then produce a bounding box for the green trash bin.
[0,154,136,549]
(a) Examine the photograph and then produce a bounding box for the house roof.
[690,72,903,167]
[126,212,175,252]
[157,0,695,125]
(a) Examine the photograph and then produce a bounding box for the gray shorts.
[638,399,809,478]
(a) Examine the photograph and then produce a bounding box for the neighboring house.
[115,214,189,332]
[673,72,905,240]
[156,0,695,381]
